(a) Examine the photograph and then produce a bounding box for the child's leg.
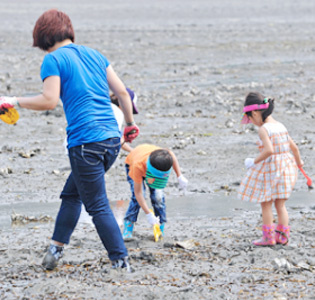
[274,199,288,226]
[261,201,273,225]
[274,198,290,245]
[149,187,166,224]
[149,187,166,235]
[123,164,141,223]
[122,164,142,239]
[252,201,275,246]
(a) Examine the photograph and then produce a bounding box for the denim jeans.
[52,138,128,261]
[124,164,166,223]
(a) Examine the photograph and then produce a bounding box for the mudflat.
[0,0,315,299]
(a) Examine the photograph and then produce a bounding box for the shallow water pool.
[0,191,313,230]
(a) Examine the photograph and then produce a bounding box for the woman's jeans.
[124,164,167,224]
[52,138,127,261]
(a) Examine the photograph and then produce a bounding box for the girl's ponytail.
[262,98,274,121]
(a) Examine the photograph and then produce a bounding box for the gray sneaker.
[111,256,132,273]
[42,244,64,270]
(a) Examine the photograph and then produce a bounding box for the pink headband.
[241,102,269,124]
[243,103,269,113]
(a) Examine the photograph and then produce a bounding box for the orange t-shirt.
[125,144,161,183]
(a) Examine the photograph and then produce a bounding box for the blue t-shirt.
[40,44,120,148]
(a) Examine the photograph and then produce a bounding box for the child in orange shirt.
[122,144,188,239]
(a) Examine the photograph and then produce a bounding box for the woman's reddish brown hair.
[33,9,75,51]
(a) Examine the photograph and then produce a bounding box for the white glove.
[178,174,188,191]
[146,212,160,226]
[0,96,18,108]
[244,158,255,169]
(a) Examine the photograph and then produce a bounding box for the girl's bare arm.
[254,126,274,164]
[289,136,303,166]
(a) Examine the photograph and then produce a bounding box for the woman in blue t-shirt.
[0,9,139,272]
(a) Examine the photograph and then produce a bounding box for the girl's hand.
[245,158,255,169]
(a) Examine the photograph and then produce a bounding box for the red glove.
[124,124,139,143]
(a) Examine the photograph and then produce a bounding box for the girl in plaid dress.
[239,92,303,246]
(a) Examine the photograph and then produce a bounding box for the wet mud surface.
[0,0,315,299]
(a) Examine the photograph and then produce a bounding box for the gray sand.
[0,0,315,299]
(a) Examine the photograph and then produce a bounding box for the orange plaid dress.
[238,122,298,203]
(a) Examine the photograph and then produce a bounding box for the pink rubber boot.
[252,224,276,246]
[275,224,290,245]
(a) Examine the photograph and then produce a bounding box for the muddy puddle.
[1,191,313,230]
